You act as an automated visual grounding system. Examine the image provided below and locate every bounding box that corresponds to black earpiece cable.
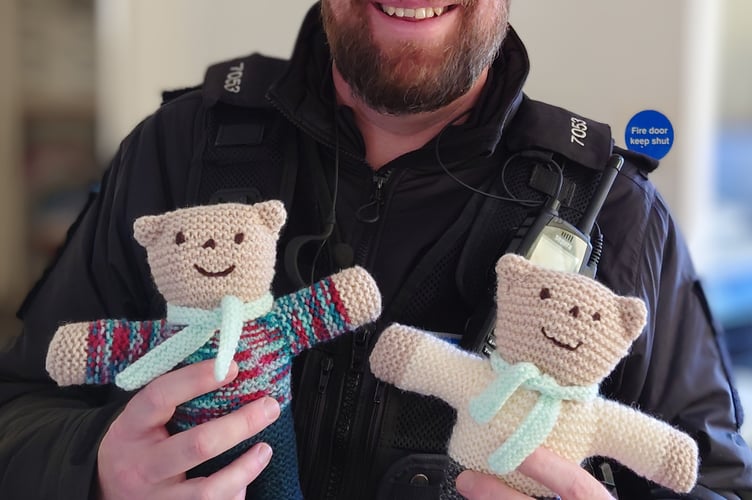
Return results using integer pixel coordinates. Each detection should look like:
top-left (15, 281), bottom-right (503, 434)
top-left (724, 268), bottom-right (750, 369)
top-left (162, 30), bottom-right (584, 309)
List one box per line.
top-left (283, 98), bottom-right (341, 288)
top-left (434, 110), bottom-right (564, 206)
top-left (309, 111), bottom-right (340, 284)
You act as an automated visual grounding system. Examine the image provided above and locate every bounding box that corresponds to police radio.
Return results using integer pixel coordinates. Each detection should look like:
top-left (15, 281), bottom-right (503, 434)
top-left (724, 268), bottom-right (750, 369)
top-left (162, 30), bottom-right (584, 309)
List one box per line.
top-left (505, 154), bottom-right (624, 278)
top-left (462, 154), bottom-right (624, 357)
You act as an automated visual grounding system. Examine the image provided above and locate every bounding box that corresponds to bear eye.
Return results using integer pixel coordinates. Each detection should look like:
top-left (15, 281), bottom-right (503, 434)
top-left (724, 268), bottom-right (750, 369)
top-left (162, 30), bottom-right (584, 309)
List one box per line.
top-left (540, 288), bottom-right (551, 300)
top-left (569, 306), bottom-right (580, 318)
top-left (234, 232), bottom-right (244, 244)
top-left (592, 312), bottom-right (601, 321)
top-left (175, 231), bottom-right (186, 245)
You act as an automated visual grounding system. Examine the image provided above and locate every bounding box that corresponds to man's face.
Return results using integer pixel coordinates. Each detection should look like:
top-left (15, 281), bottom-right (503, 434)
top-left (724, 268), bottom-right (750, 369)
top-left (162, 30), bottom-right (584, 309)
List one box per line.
top-left (321, 0), bottom-right (510, 115)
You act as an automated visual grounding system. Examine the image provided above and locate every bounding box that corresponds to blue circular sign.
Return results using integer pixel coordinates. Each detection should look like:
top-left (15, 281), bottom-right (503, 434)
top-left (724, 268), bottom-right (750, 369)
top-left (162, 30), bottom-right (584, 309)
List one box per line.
top-left (624, 110), bottom-right (674, 160)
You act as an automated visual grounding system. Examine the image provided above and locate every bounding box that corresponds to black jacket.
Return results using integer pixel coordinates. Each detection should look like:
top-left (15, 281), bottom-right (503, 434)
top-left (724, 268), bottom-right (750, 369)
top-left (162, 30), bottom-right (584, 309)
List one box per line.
top-left (1, 4), bottom-right (750, 499)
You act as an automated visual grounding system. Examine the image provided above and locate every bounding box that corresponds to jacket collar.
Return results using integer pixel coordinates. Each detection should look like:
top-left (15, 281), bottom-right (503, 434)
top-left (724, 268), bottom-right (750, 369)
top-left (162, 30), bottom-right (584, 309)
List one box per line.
top-left (267, 2), bottom-right (531, 164)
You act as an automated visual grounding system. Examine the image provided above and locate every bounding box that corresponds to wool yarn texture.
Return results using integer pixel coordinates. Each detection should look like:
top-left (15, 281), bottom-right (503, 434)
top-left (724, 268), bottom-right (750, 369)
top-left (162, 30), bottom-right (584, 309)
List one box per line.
top-left (369, 253), bottom-right (698, 498)
top-left (46, 201), bottom-right (382, 500)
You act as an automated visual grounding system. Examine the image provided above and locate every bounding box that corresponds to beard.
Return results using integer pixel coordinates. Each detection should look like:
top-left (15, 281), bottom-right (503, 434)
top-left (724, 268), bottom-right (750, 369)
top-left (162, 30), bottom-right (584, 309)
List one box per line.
top-left (321, 1), bottom-right (510, 115)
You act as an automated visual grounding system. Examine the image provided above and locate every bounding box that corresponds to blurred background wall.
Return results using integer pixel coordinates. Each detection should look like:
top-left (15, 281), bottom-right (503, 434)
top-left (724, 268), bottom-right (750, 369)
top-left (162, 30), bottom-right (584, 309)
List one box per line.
top-left (1, 0), bottom-right (751, 432)
top-left (94, 0), bottom-right (315, 162)
top-left (0, 0), bottom-right (24, 315)
top-left (514, 1), bottom-right (719, 263)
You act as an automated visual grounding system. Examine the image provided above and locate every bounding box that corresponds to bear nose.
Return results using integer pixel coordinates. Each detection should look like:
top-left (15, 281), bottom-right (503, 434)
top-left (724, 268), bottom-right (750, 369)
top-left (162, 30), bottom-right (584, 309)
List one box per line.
top-left (202, 238), bottom-right (216, 249)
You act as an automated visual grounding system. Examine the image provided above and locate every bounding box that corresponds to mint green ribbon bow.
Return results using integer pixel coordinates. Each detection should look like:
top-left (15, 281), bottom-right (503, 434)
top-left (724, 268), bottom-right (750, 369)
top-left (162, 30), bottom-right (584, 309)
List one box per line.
top-left (115, 293), bottom-right (274, 391)
top-left (468, 352), bottom-right (598, 474)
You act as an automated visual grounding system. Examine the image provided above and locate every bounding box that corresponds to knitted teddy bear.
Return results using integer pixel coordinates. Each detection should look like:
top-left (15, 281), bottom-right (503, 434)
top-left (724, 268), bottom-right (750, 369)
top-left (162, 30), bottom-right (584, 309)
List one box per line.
top-left (46, 200), bottom-right (382, 500)
top-left (369, 253), bottom-right (698, 498)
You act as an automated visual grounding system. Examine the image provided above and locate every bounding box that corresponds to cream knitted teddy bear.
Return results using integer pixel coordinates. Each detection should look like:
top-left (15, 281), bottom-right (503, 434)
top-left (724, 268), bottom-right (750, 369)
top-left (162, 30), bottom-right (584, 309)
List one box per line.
top-left (46, 200), bottom-right (382, 500)
top-left (369, 253), bottom-right (697, 497)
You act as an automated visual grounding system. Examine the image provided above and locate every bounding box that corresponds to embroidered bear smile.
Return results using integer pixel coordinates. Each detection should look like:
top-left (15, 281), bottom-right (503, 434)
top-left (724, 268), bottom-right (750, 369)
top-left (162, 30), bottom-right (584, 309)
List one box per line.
top-left (194, 264), bottom-right (236, 278)
top-left (541, 327), bottom-right (582, 351)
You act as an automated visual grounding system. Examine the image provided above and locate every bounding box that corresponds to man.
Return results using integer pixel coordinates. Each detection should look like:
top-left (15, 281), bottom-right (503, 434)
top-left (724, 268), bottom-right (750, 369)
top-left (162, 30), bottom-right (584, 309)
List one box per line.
top-left (0, 1), bottom-right (750, 499)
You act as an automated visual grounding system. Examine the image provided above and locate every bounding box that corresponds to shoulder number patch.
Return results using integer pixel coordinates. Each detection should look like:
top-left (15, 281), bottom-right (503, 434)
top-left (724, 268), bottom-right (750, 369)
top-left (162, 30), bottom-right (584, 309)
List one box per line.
top-left (570, 117), bottom-right (588, 147)
top-left (224, 62), bottom-right (245, 94)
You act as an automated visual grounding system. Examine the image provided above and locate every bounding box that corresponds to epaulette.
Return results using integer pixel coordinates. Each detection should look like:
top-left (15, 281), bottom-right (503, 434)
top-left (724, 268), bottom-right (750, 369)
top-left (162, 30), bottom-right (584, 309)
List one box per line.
top-left (507, 97), bottom-right (660, 176)
top-left (505, 96), bottom-right (614, 172)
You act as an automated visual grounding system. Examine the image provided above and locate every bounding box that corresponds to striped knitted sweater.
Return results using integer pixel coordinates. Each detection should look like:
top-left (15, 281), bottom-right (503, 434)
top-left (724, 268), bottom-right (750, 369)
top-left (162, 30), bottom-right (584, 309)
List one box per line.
top-left (49, 269), bottom-right (380, 500)
top-left (81, 275), bottom-right (360, 427)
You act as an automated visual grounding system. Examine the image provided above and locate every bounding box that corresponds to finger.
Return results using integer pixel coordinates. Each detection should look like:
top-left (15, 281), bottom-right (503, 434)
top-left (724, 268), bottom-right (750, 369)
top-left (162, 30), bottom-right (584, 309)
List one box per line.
top-left (116, 360), bottom-right (238, 436)
top-left (518, 448), bottom-right (615, 500)
top-left (456, 470), bottom-right (533, 500)
top-left (144, 396), bottom-right (280, 482)
top-left (168, 442), bottom-right (273, 500)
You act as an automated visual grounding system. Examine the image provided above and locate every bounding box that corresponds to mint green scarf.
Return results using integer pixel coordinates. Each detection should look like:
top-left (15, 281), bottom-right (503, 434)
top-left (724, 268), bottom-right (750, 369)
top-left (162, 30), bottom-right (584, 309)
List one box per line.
top-left (468, 352), bottom-right (598, 474)
top-left (115, 293), bottom-right (274, 391)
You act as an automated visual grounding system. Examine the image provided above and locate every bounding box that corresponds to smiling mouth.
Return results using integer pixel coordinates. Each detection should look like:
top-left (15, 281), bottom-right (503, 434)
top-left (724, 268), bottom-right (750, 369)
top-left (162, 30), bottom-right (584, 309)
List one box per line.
top-left (541, 327), bottom-right (582, 351)
top-left (378, 4), bottom-right (456, 19)
top-left (194, 264), bottom-right (236, 278)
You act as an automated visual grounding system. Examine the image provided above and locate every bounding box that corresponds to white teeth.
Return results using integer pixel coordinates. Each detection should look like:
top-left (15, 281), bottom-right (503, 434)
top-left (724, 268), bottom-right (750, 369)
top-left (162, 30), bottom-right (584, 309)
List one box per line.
top-left (380, 4), bottom-right (448, 19)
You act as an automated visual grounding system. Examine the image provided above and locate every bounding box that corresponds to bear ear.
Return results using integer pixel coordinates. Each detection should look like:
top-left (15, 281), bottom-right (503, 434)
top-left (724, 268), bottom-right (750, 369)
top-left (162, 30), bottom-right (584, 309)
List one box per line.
top-left (133, 214), bottom-right (167, 248)
top-left (253, 200), bottom-right (287, 234)
top-left (618, 296), bottom-right (648, 342)
top-left (495, 254), bottom-right (534, 290)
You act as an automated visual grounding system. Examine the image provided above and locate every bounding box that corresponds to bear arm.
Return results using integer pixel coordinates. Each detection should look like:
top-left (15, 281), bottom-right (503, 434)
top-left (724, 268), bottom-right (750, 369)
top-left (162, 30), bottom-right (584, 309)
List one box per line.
top-left (276, 266), bottom-right (382, 355)
top-left (369, 324), bottom-right (485, 409)
top-left (590, 398), bottom-right (698, 494)
top-left (326, 266), bottom-right (381, 327)
top-left (46, 318), bottom-right (166, 386)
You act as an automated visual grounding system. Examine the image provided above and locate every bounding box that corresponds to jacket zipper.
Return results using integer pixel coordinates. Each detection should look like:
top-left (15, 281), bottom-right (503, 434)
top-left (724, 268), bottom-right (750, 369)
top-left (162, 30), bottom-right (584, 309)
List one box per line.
top-left (302, 355), bottom-right (334, 493)
top-left (323, 325), bottom-right (373, 499)
top-left (335, 168), bottom-right (402, 498)
top-left (368, 380), bottom-right (386, 455)
top-left (353, 169), bottom-right (394, 271)
top-left (357, 379), bottom-right (386, 496)
top-left (336, 171), bottom-right (397, 497)
top-left (356, 170), bottom-right (392, 224)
